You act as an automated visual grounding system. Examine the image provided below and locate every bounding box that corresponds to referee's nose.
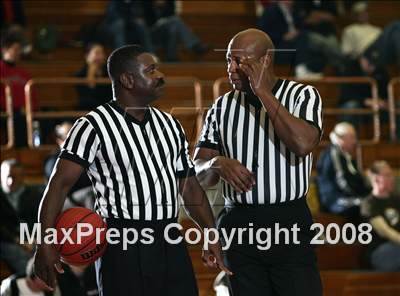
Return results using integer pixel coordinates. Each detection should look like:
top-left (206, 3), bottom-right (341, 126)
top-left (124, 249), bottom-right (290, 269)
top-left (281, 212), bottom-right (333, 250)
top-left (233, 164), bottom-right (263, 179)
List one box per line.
top-left (154, 69), bottom-right (165, 89)
top-left (227, 59), bottom-right (239, 74)
top-left (156, 68), bottom-right (165, 80)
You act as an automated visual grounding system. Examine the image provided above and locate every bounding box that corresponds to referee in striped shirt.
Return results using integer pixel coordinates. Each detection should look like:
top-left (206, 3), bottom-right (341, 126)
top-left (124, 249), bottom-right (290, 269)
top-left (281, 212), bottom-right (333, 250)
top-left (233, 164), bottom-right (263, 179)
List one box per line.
top-left (33, 45), bottom-right (230, 296)
top-left (195, 29), bottom-right (323, 295)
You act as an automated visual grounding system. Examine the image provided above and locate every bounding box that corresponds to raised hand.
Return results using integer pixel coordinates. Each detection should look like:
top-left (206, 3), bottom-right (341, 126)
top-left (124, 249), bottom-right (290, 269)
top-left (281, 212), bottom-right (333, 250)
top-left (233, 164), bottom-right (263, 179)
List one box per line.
top-left (239, 55), bottom-right (270, 97)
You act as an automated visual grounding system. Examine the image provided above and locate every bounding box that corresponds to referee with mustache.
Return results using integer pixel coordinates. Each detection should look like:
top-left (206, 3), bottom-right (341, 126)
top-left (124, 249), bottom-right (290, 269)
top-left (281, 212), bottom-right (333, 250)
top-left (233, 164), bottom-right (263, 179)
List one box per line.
top-left (33, 45), bottom-right (230, 296)
top-left (195, 29), bottom-right (323, 295)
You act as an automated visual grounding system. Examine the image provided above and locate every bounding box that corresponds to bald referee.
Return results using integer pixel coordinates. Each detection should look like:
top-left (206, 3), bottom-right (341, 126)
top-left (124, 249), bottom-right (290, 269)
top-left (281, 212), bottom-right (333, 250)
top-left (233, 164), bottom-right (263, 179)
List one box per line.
top-left (195, 29), bottom-right (323, 295)
top-left (33, 45), bottom-right (230, 296)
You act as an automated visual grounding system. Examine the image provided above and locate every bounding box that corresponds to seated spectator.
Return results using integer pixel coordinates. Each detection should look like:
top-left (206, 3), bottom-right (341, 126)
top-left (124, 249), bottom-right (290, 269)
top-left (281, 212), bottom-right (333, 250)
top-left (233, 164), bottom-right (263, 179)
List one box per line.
top-left (258, 0), bottom-right (303, 65)
top-left (75, 43), bottom-right (112, 110)
top-left (338, 59), bottom-right (389, 129)
top-left (0, 159), bottom-right (41, 274)
top-left (0, 192), bottom-right (30, 275)
top-left (358, 19), bottom-right (400, 138)
top-left (101, 0), bottom-right (208, 61)
top-left (1, 24), bottom-right (32, 55)
top-left (294, 0), bottom-right (344, 78)
top-left (142, 0), bottom-right (208, 61)
top-left (0, 33), bottom-right (37, 147)
top-left (341, 2), bottom-right (382, 60)
top-left (101, 0), bottom-right (151, 50)
top-left (339, 2), bottom-right (389, 128)
top-left (361, 20), bottom-right (400, 72)
top-left (1, 159), bottom-right (42, 230)
top-left (0, 258), bottom-right (62, 296)
top-left (316, 122), bottom-right (371, 219)
top-left (44, 122), bottom-right (94, 210)
top-left (361, 161), bottom-right (400, 271)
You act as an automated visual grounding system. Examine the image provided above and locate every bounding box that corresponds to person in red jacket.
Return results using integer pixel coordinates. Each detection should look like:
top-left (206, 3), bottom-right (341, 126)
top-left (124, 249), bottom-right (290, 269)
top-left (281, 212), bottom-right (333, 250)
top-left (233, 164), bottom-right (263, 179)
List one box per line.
top-left (1, 33), bottom-right (37, 147)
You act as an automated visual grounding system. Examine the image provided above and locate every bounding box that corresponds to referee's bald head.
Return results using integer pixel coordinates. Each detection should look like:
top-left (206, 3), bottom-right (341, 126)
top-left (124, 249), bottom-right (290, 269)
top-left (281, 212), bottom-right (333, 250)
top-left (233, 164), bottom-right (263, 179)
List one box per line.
top-left (229, 28), bottom-right (275, 61)
top-left (107, 45), bottom-right (146, 83)
top-left (227, 29), bottom-right (275, 91)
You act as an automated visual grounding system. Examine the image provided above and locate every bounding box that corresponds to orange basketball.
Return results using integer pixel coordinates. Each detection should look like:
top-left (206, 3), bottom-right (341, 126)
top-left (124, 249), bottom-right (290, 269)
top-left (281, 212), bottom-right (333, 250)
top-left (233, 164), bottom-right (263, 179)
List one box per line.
top-left (55, 207), bottom-right (107, 265)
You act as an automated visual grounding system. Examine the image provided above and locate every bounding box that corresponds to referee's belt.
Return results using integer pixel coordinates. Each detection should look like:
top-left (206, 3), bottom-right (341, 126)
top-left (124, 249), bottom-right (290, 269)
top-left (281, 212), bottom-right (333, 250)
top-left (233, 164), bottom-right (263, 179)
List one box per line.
top-left (105, 217), bottom-right (178, 231)
top-left (224, 198), bottom-right (306, 209)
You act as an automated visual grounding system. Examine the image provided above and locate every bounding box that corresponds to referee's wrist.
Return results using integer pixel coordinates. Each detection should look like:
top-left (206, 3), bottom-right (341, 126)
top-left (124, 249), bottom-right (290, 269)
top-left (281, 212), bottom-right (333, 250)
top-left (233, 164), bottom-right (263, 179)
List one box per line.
top-left (256, 88), bottom-right (273, 100)
top-left (210, 156), bottom-right (224, 173)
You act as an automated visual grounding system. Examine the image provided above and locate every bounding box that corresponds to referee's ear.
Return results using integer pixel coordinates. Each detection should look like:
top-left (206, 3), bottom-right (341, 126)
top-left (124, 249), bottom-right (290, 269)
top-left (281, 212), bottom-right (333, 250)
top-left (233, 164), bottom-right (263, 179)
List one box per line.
top-left (119, 72), bottom-right (135, 89)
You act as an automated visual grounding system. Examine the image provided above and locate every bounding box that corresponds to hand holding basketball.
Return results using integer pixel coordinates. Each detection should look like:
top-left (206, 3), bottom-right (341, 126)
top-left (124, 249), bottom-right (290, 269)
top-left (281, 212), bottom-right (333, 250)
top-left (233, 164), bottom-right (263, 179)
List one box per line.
top-left (55, 207), bottom-right (107, 265)
top-left (34, 207), bottom-right (107, 291)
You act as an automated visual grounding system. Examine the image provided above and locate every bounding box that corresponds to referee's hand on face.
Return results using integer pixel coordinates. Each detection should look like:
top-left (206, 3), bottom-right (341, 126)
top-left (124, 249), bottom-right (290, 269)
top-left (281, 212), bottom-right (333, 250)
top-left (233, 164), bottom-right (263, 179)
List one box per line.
top-left (212, 156), bottom-right (256, 193)
top-left (33, 244), bottom-right (64, 291)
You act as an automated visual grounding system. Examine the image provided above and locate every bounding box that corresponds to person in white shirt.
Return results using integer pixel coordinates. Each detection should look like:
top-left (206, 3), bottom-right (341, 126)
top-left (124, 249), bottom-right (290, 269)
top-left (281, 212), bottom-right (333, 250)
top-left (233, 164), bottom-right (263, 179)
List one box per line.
top-left (341, 2), bottom-right (382, 59)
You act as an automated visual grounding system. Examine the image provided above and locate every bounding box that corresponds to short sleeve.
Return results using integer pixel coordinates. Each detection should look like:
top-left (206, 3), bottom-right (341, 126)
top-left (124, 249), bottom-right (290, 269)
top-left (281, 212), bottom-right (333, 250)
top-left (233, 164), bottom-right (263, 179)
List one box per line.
top-left (173, 118), bottom-right (196, 178)
top-left (293, 86), bottom-right (323, 134)
top-left (59, 117), bottom-right (100, 168)
top-left (196, 103), bottom-right (220, 150)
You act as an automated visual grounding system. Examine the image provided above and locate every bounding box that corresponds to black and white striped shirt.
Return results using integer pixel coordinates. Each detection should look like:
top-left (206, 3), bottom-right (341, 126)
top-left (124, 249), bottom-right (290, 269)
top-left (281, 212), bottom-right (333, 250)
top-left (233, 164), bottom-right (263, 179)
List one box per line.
top-left (59, 101), bottom-right (195, 221)
top-left (196, 79), bottom-right (323, 205)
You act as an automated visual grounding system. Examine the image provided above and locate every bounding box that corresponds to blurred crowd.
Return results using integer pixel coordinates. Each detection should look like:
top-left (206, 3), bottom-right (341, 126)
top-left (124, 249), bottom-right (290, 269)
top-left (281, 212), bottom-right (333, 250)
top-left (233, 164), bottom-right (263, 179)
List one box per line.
top-left (1, 1), bottom-right (400, 294)
top-left (316, 121), bottom-right (400, 272)
top-left (1, 0), bottom-right (399, 147)
top-left (258, 1), bottom-right (399, 78)
top-left (258, 0), bottom-right (400, 134)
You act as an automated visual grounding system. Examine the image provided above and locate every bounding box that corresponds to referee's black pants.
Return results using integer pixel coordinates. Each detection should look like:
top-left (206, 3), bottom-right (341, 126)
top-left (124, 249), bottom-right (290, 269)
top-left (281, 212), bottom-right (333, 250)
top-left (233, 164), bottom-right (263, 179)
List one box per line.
top-left (95, 218), bottom-right (198, 296)
top-left (218, 198), bottom-right (323, 296)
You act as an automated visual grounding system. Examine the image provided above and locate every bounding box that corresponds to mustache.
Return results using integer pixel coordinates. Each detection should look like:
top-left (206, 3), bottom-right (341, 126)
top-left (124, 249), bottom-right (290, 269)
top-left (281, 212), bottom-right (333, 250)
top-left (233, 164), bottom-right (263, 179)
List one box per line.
top-left (156, 78), bottom-right (165, 88)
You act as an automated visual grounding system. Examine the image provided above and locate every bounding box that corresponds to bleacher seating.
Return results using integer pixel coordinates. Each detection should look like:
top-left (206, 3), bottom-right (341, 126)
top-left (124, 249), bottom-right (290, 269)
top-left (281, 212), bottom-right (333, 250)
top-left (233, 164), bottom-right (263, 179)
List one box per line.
top-left (22, 0), bottom-right (400, 61)
top-left (322, 271), bottom-right (400, 296)
top-left (388, 77), bottom-right (400, 141)
top-left (1, 1), bottom-right (400, 294)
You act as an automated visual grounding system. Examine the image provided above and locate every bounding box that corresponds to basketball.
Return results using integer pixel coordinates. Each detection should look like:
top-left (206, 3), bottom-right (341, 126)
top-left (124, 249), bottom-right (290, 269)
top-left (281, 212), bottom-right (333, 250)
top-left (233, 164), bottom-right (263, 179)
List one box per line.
top-left (55, 207), bottom-right (107, 265)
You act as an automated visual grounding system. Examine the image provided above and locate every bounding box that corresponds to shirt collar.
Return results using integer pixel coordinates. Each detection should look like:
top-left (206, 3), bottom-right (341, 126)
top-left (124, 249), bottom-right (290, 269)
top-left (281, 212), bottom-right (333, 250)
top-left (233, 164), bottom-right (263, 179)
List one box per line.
top-left (109, 100), bottom-right (152, 126)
